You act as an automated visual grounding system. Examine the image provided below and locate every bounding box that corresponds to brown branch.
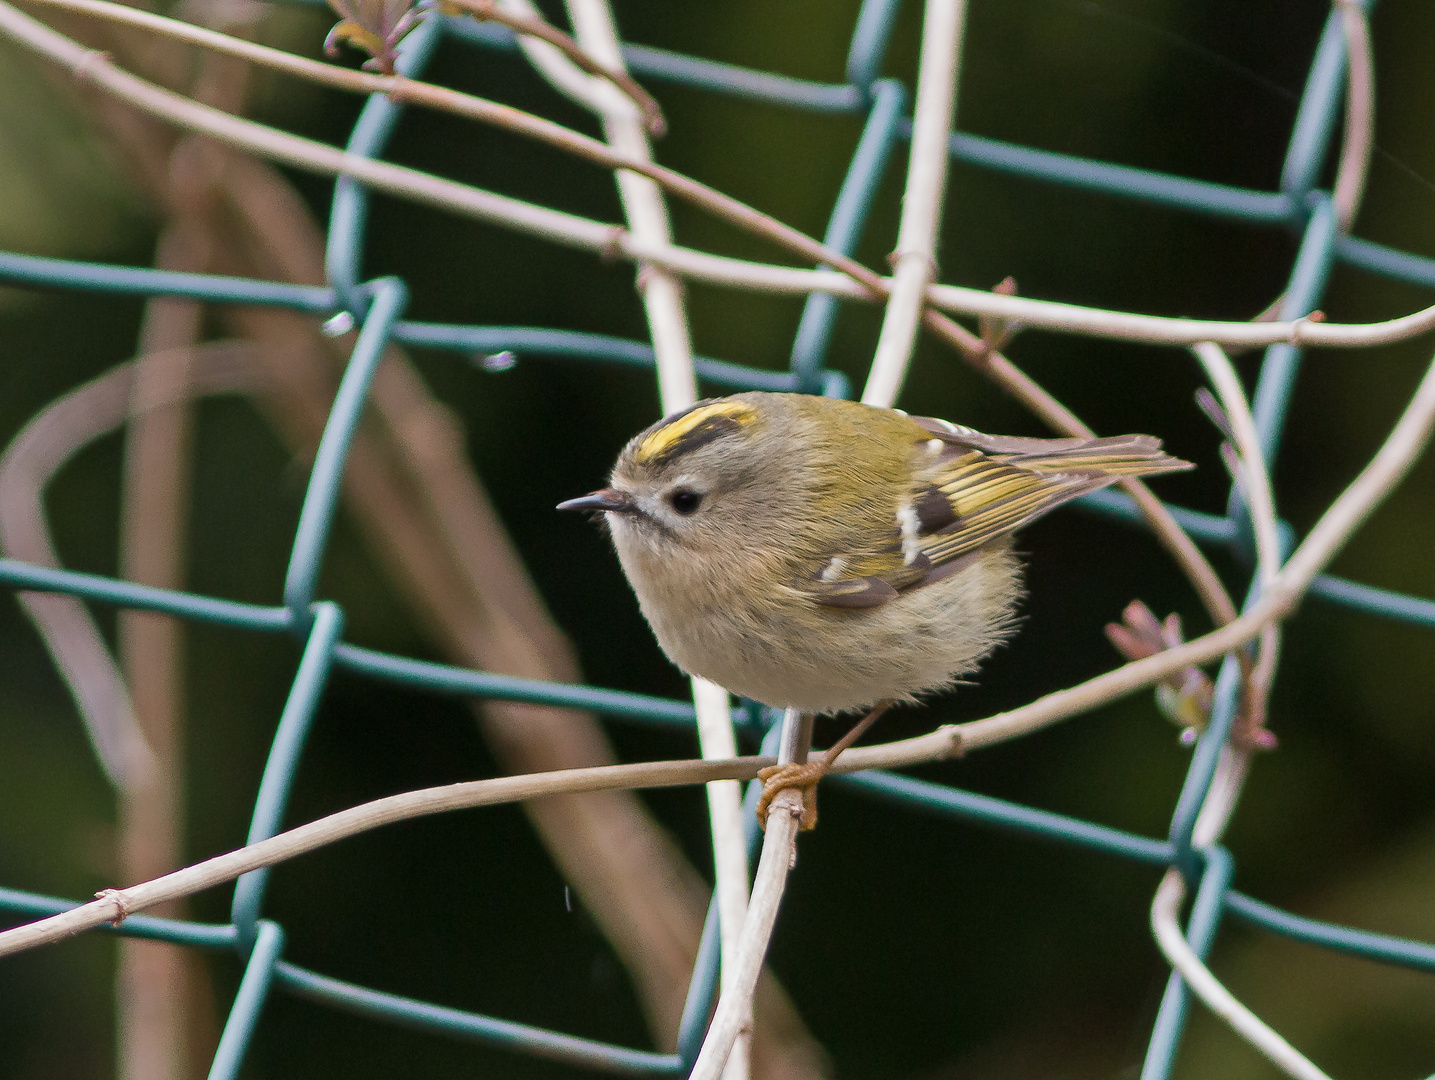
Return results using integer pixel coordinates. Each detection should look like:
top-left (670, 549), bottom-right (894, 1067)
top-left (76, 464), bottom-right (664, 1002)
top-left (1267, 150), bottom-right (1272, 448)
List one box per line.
top-left (116, 224), bottom-right (204, 1080)
top-left (920, 308), bottom-right (1240, 627)
top-left (119, 37), bottom-right (254, 1080)
top-left (440, 0), bottom-right (666, 136)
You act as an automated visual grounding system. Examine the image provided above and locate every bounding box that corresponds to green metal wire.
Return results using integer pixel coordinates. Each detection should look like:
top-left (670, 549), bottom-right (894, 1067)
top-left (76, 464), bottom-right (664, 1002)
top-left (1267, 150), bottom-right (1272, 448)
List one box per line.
top-left (1, 0), bottom-right (1432, 1076)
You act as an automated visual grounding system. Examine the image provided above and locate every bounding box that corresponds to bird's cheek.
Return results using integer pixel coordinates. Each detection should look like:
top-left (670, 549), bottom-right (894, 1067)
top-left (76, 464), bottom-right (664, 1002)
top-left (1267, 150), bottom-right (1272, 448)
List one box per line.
top-left (608, 514), bottom-right (659, 558)
top-left (606, 513), bottom-right (637, 546)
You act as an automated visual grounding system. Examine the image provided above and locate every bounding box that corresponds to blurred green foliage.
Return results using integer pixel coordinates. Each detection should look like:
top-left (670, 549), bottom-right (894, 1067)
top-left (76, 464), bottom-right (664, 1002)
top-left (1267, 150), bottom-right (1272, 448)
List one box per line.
top-left (3, 1), bottom-right (1435, 1078)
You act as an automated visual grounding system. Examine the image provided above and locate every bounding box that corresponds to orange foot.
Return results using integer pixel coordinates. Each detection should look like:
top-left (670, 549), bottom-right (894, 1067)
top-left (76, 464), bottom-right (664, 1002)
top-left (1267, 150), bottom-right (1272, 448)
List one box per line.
top-left (755, 761), bottom-right (828, 831)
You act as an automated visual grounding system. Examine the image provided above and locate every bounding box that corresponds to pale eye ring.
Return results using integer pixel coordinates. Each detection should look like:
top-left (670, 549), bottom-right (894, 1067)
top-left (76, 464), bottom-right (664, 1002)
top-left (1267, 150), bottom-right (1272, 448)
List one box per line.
top-left (668, 488), bottom-right (703, 515)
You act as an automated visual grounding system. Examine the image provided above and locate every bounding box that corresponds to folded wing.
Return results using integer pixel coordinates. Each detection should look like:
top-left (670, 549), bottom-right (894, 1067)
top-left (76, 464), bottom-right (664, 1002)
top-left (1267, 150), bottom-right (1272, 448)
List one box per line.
top-left (799, 418), bottom-right (1191, 609)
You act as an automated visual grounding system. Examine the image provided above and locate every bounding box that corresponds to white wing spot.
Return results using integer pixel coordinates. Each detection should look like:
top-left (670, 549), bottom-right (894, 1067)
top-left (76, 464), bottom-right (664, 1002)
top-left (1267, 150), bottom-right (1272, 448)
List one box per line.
top-left (895, 501), bottom-right (921, 565)
top-left (820, 556), bottom-right (848, 582)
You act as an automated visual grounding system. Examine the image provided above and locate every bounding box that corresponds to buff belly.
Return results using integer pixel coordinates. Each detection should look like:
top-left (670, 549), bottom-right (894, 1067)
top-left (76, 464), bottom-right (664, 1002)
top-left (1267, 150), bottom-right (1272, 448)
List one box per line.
top-left (635, 545), bottom-right (1023, 715)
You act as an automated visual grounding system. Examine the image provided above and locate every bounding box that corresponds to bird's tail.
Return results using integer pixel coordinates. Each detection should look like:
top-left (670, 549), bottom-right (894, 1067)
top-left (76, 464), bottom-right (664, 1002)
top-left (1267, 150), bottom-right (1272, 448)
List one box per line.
top-left (1009, 434), bottom-right (1193, 477)
top-left (913, 418), bottom-right (1193, 478)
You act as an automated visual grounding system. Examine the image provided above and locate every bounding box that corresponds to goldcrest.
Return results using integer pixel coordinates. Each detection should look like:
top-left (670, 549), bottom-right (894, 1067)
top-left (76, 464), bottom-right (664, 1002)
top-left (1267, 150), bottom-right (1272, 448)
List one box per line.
top-left (559, 392), bottom-right (1190, 715)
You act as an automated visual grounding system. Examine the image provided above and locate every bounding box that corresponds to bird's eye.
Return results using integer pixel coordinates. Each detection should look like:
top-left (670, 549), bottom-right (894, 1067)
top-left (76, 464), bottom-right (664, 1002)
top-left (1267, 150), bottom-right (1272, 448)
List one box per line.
top-left (668, 488), bottom-right (703, 515)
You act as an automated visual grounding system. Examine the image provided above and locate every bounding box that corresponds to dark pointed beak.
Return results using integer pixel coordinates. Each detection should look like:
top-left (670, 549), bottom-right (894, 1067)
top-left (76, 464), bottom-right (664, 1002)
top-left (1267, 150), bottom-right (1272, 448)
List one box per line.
top-left (556, 488), bottom-right (637, 514)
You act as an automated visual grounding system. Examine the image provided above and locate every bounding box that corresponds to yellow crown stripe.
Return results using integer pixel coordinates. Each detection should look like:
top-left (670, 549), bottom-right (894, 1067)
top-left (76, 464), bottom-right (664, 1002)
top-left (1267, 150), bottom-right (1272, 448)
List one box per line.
top-left (634, 399), bottom-right (757, 463)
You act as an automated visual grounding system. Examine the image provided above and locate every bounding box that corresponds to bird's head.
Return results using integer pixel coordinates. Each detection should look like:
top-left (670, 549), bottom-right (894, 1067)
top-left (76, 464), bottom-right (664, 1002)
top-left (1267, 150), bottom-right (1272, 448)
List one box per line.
top-left (558, 396), bottom-right (781, 562)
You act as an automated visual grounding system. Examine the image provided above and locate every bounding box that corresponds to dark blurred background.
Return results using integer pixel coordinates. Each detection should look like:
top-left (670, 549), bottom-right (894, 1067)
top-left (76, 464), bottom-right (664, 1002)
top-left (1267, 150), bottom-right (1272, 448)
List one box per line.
top-left (2, 1), bottom-right (1435, 1078)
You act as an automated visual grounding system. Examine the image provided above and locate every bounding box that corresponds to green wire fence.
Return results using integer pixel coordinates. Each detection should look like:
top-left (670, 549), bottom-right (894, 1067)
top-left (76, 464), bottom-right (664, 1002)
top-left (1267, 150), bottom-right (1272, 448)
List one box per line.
top-left (2, 0), bottom-right (1434, 1078)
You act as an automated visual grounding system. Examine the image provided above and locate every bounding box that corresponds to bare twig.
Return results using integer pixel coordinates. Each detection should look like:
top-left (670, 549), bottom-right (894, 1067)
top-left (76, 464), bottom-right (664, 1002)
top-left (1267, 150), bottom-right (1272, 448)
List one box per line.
top-left (0, 385), bottom-right (155, 791)
top-left (6, 0), bottom-right (1435, 355)
top-left (548, 3), bottom-right (757, 1073)
top-left (1193, 342), bottom-right (1282, 747)
top-left (862, 0), bottom-right (967, 407)
top-left (698, 3), bottom-right (970, 1075)
top-left (0, 756), bottom-right (773, 959)
top-left (1193, 346), bottom-right (1282, 584)
top-left (1151, 871), bottom-right (1333, 1080)
top-left (1332, 0), bottom-right (1374, 232)
top-left (915, 284), bottom-right (1435, 350)
top-left (562, 0), bottom-right (697, 405)
top-left (9, 333), bottom-right (1435, 963)
top-left (443, 0), bottom-right (665, 135)
top-left (688, 779), bottom-right (804, 1080)
top-left (8, 0), bottom-right (1435, 361)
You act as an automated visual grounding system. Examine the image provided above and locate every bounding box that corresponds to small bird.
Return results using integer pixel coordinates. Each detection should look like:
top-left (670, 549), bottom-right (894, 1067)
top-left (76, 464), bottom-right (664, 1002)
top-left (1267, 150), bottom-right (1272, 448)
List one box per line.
top-left (559, 392), bottom-right (1191, 826)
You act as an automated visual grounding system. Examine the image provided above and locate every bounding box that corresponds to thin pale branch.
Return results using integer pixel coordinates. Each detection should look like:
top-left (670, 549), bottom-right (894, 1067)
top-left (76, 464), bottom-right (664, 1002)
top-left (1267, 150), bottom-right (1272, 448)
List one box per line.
top-left (1190, 343), bottom-right (1282, 831)
top-left (5, 0), bottom-right (1435, 355)
top-left (862, 0), bottom-right (968, 406)
top-left (687, 781), bottom-right (804, 1080)
top-left (1151, 871), bottom-right (1333, 1080)
top-left (702, 3), bottom-right (970, 1072)
top-left (6, 0), bottom-right (1435, 354)
top-left (442, 0), bottom-right (665, 135)
top-left (550, 4), bottom-right (751, 1071)
top-left (0, 757), bottom-right (771, 958)
top-left (9, 335), bottom-right (1435, 961)
top-left (1194, 343), bottom-right (1283, 586)
top-left (920, 307), bottom-right (1240, 628)
top-left (1332, 0), bottom-right (1374, 232)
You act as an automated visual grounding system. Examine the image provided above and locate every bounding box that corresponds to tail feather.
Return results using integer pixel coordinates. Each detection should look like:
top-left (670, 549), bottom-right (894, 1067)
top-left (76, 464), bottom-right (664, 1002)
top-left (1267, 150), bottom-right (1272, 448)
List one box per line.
top-left (1015, 440), bottom-right (1193, 477)
top-left (913, 417), bottom-right (1193, 478)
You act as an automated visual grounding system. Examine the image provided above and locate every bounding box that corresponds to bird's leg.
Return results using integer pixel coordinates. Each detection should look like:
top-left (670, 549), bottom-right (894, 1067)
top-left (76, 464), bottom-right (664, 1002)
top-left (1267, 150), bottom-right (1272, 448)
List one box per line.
top-left (756, 701), bottom-right (893, 831)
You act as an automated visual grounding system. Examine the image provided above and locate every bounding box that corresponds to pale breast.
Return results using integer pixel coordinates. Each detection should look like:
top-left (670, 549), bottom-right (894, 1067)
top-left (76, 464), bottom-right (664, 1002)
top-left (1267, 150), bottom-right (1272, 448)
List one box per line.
top-left (645, 544), bottom-right (1024, 714)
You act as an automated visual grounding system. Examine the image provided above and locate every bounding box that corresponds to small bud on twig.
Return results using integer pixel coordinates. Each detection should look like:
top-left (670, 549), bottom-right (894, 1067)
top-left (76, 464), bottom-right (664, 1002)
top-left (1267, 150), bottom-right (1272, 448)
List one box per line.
top-left (978, 276), bottom-right (1023, 354)
top-left (1105, 600), bottom-right (1214, 741)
